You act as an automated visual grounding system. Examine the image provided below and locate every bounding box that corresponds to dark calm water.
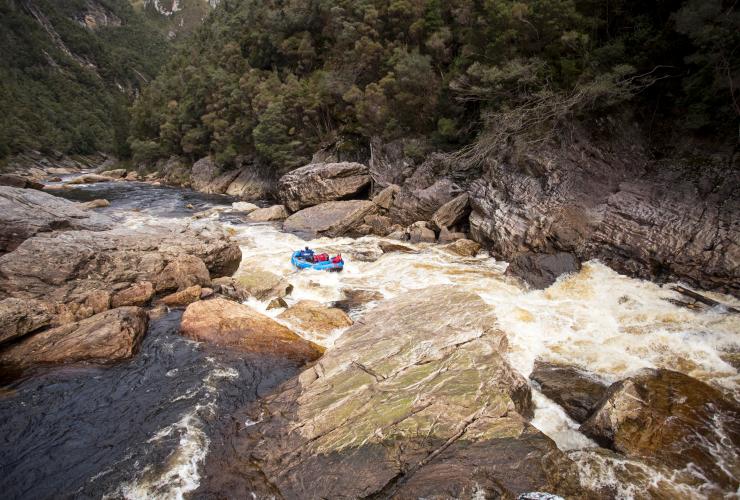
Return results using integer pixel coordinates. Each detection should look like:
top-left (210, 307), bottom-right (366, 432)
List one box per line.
top-left (0, 181), bottom-right (298, 499)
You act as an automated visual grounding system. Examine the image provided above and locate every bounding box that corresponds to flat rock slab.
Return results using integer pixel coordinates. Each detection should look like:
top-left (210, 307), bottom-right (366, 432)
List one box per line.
top-left (283, 200), bottom-right (377, 238)
top-left (278, 162), bottom-right (370, 212)
top-left (249, 286), bottom-right (580, 499)
top-left (0, 298), bottom-right (54, 346)
top-left (0, 307), bottom-right (148, 367)
top-left (180, 298), bottom-right (323, 362)
top-left (0, 186), bottom-right (112, 253)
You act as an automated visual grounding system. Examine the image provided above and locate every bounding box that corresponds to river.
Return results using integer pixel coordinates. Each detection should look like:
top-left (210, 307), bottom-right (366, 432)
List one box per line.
top-left (1, 179), bottom-right (738, 499)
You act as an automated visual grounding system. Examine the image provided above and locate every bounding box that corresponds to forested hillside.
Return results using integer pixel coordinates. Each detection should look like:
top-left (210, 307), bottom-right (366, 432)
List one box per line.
top-left (0, 0), bottom-right (170, 159)
top-left (130, 0), bottom-right (739, 173)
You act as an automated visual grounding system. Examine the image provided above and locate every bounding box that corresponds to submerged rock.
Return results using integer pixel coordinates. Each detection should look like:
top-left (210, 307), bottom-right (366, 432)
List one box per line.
top-left (283, 200), bottom-right (377, 238)
top-left (529, 360), bottom-right (608, 423)
top-left (180, 298), bottom-right (323, 361)
top-left (580, 368), bottom-right (740, 490)
top-left (331, 288), bottom-right (384, 313)
top-left (278, 162), bottom-right (371, 212)
top-left (0, 307), bottom-right (148, 367)
top-left (506, 252), bottom-right (581, 289)
top-left (0, 186), bottom-right (112, 254)
top-left (249, 287), bottom-right (579, 498)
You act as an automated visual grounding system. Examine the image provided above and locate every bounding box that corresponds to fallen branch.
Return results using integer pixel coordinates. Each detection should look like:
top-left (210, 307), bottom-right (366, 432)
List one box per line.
top-left (671, 286), bottom-right (738, 313)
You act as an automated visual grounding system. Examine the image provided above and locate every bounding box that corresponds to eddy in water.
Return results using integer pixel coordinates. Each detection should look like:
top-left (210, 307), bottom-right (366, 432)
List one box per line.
top-left (0, 175), bottom-right (738, 500)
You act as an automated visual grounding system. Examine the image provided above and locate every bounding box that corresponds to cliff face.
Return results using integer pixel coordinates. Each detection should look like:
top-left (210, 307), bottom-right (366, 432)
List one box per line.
top-left (370, 121), bottom-right (739, 296)
top-left (132, 0), bottom-right (216, 38)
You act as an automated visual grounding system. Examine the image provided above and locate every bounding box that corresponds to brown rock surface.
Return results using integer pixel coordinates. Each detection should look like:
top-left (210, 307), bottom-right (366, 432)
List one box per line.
top-left (0, 307), bottom-right (148, 367)
top-left (0, 298), bottom-right (54, 346)
top-left (0, 186), bottom-right (112, 254)
top-left (246, 205), bottom-right (289, 222)
top-left (159, 285), bottom-right (203, 307)
top-left (430, 192), bottom-right (470, 230)
top-left (580, 368), bottom-right (740, 490)
top-left (111, 282), bottom-right (155, 308)
top-left (235, 270), bottom-right (292, 300)
top-left (66, 173), bottom-right (117, 184)
top-left (248, 287), bottom-right (579, 499)
top-left (180, 298), bottom-right (323, 361)
top-left (442, 238), bottom-right (481, 257)
top-left (278, 162), bottom-right (371, 212)
top-left (0, 174), bottom-right (44, 190)
top-left (283, 200), bottom-right (377, 238)
top-left (277, 300), bottom-right (352, 338)
top-left (529, 360), bottom-right (608, 423)
top-left (506, 252), bottom-right (581, 289)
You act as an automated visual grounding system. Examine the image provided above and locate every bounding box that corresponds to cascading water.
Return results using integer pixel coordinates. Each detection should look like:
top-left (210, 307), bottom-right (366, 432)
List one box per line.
top-left (1, 179), bottom-right (737, 499)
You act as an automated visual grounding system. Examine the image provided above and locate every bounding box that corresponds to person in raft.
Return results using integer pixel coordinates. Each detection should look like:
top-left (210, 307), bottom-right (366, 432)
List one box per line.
top-left (298, 247), bottom-right (342, 264)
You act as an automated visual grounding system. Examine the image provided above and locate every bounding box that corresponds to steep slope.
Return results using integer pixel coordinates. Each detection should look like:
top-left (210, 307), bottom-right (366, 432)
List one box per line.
top-left (131, 0), bottom-right (218, 38)
top-left (0, 0), bottom-right (170, 160)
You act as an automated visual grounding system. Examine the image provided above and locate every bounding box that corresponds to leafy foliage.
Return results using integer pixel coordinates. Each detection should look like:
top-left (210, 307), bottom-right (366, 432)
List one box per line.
top-left (0, 0), bottom-right (169, 158)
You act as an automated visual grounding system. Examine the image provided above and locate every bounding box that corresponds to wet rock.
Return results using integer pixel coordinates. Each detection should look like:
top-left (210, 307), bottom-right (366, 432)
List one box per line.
top-left (278, 162), bottom-right (371, 212)
top-left (180, 298), bottom-right (323, 361)
top-left (99, 169), bottom-right (127, 179)
top-left (225, 168), bottom-right (273, 200)
top-left (235, 270), bottom-right (292, 301)
top-left (283, 200), bottom-right (377, 238)
top-left (529, 360), bottom-right (608, 423)
top-left (250, 287), bottom-right (579, 498)
top-left (438, 227), bottom-right (467, 242)
top-left (125, 171), bottom-right (140, 181)
top-left (0, 307), bottom-right (148, 367)
top-left (211, 276), bottom-right (251, 302)
top-left (378, 241), bottom-right (416, 254)
top-left (580, 368), bottom-right (740, 490)
top-left (506, 252), bottom-right (581, 289)
top-left (159, 285), bottom-right (202, 307)
top-left (82, 198), bottom-right (110, 209)
top-left (267, 297), bottom-right (288, 310)
top-left (231, 202), bottom-right (259, 213)
top-left (111, 282), bottom-right (155, 308)
top-left (0, 174), bottom-right (44, 190)
top-left (408, 221), bottom-right (436, 243)
top-left (246, 205), bottom-right (289, 222)
top-left (155, 254), bottom-right (212, 292)
top-left (0, 298), bottom-right (54, 346)
top-left (430, 193), bottom-right (470, 230)
top-left (371, 184), bottom-right (399, 210)
top-left (277, 300), bottom-right (352, 338)
top-left (66, 173), bottom-right (116, 185)
top-left (190, 157), bottom-right (240, 194)
top-left (0, 186), bottom-right (112, 254)
top-left (442, 238), bottom-right (481, 257)
top-left (331, 288), bottom-right (383, 313)
top-left (363, 214), bottom-right (393, 236)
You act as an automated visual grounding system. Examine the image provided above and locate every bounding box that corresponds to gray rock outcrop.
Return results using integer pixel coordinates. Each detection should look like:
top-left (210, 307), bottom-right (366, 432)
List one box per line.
top-left (278, 162), bottom-right (371, 212)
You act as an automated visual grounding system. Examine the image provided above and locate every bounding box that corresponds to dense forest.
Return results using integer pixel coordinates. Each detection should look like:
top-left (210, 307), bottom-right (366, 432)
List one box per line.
top-left (130, 0), bottom-right (739, 173)
top-left (0, 0), bottom-right (169, 159)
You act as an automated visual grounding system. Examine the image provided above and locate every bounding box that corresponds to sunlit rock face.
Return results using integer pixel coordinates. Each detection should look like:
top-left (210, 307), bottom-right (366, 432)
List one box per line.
top-left (249, 286), bottom-right (580, 499)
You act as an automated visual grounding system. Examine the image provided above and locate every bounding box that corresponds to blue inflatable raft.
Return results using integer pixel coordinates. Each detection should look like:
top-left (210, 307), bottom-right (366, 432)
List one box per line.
top-left (291, 250), bottom-right (344, 272)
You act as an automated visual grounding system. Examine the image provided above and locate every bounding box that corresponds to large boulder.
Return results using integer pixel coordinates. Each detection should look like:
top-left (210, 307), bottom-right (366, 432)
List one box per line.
top-left (529, 360), bottom-right (609, 423)
top-left (0, 307), bottom-right (148, 367)
top-left (66, 173), bottom-right (117, 185)
top-left (277, 300), bottom-right (352, 341)
top-left (506, 252), bottom-right (581, 289)
top-left (580, 369), bottom-right (740, 490)
top-left (0, 225), bottom-right (241, 323)
top-left (430, 192), bottom-right (470, 230)
top-left (278, 162), bottom-right (371, 212)
top-left (283, 200), bottom-right (377, 238)
top-left (246, 205), bottom-right (289, 222)
top-left (190, 157), bottom-right (241, 194)
top-left (99, 169), bottom-right (127, 179)
top-left (235, 269), bottom-right (292, 300)
top-left (248, 287), bottom-right (580, 499)
top-left (180, 298), bottom-right (323, 362)
top-left (442, 238), bottom-right (481, 257)
top-left (0, 174), bottom-right (44, 190)
top-left (408, 221), bottom-right (436, 243)
top-left (0, 298), bottom-right (54, 346)
top-left (225, 168), bottom-right (274, 200)
top-left (0, 186), bottom-right (112, 254)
